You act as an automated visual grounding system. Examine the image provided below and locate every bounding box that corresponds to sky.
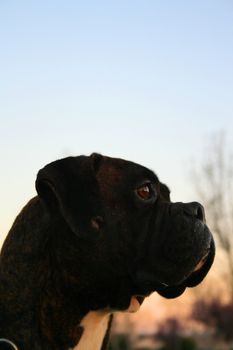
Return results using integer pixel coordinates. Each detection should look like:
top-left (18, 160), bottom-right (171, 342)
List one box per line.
top-left (0, 0), bottom-right (233, 245)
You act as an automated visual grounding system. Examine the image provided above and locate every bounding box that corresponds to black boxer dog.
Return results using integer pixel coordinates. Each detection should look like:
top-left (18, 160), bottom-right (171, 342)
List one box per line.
top-left (0, 153), bottom-right (215, 350)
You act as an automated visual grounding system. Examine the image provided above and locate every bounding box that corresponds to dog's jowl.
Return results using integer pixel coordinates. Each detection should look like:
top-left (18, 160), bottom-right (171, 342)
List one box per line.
top-left (0, 153), bottom-right (215, 350)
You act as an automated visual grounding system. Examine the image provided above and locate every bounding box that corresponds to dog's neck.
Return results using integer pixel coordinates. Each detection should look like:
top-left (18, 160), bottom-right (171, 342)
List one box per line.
top-left (70, 297), bottom-right (139, 350)
top-left (71, 312), bottom-right (112, 350)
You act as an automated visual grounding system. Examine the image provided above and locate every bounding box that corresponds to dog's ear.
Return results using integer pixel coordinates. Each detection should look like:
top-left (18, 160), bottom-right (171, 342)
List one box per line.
top-left (36, 155), bottom-right (104, 238)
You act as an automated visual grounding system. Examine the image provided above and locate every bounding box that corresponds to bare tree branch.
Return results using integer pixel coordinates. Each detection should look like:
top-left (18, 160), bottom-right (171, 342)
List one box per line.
top-left (191, 131), bottom-right (233, 299)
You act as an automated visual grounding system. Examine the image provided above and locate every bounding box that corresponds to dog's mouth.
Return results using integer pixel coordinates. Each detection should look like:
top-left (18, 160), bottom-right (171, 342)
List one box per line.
top-left (161, 250), bottom-right (210, 286)
top-left (133, 236), bottom-right (215, 299)
top-left (157, 237), bottom-right (215, 299)
top-left (192, 252), bottom-right (209, 273)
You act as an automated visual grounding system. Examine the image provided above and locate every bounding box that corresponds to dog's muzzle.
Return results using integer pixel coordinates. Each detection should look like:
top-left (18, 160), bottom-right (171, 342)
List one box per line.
top-left (134, 235), bottom-right (215, 299)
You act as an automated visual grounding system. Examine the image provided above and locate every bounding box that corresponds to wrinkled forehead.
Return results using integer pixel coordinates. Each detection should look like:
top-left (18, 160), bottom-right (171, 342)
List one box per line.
top-left (95, 155), bottom-right (171, 203)
top-left (96, 155), bottom-right (159, 189)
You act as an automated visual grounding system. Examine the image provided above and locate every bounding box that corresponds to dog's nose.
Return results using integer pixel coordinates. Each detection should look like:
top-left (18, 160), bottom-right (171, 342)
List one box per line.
top-left (183, 202), bottom-right (205, 221)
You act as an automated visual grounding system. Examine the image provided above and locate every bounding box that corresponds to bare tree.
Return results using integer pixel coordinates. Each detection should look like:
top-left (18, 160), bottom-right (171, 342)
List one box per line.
top-left (192, 131), bottom-right (233, 299)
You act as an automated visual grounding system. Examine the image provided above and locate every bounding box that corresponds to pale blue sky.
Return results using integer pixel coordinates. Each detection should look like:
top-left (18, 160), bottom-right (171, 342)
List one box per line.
top-left (0, 1), bottom-right (233, 244)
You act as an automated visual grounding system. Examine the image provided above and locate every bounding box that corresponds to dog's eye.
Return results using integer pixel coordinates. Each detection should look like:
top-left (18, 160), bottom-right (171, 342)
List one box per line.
top-left (136, 184), bottom-right (154, 200)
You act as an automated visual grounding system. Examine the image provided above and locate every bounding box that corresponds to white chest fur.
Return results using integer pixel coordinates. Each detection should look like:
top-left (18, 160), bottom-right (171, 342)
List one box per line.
top-left (72, 311), bottom-right (111, 350)
top-left (71, 297), bottom-right (140, 350)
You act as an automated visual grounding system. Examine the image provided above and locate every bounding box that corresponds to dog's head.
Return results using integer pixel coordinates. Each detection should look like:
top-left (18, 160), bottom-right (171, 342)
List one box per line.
top-left (36, 153), bottom-right (215, 310)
